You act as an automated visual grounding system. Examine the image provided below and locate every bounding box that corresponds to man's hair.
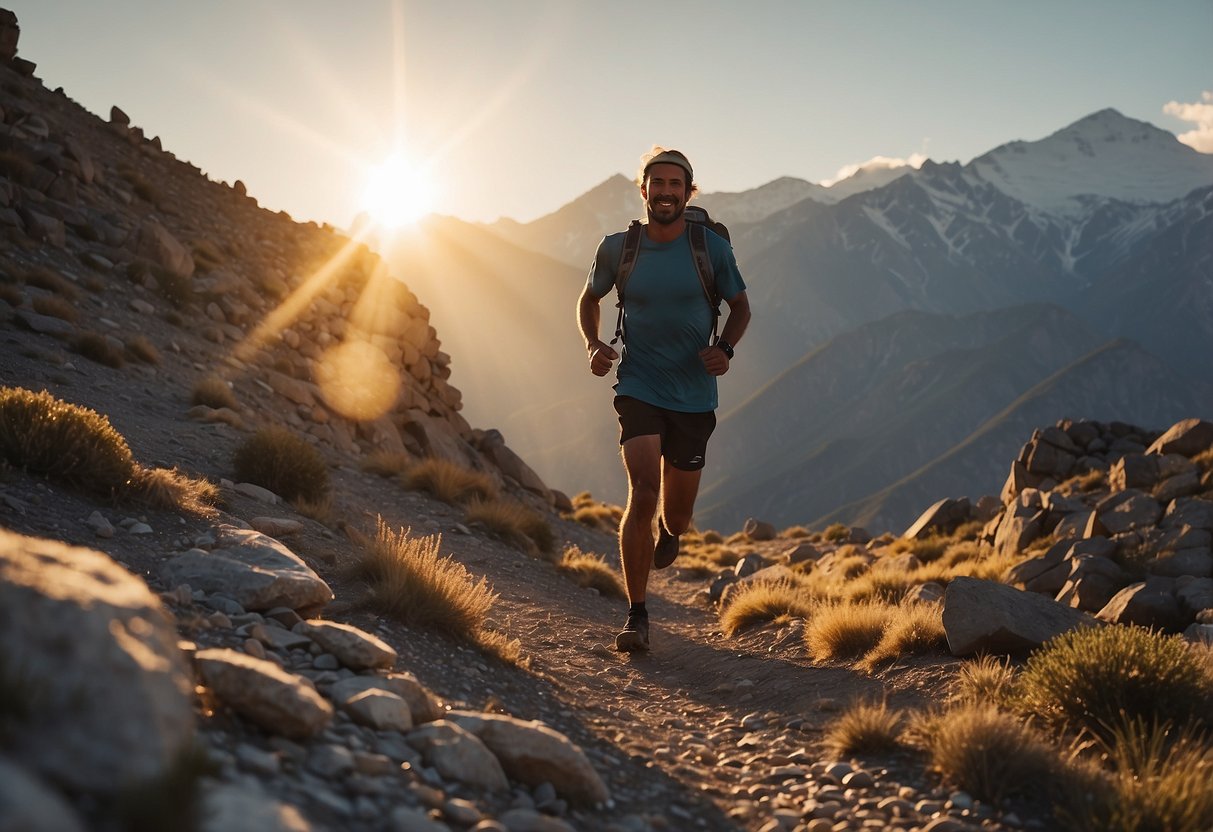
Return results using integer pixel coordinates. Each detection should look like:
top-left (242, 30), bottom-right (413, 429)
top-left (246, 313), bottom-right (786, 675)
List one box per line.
top-left (636, 146), bottom-right (699, 198)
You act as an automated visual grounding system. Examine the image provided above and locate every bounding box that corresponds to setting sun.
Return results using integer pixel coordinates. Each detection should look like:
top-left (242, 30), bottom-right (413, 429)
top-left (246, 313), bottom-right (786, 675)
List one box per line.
top-left (360, 153), bottom-right (436, 228)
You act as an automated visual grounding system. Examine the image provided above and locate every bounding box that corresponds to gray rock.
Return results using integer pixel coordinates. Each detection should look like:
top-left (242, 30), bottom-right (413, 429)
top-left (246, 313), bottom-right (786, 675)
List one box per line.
top-left (343, 688), bottom-right (413, 732)
top-left (0, 757), bottom-right (88, 832)
top-left (195, 648), bottom-right (333, 739)
top-left (903, 497), bottom-right (971, 540)
top-left (1109, 454), bottom-right (1160, 492)
top-left (161, 526), bottom-right (333, 613)
top-left (496, 808), bottom-right (577, 832)
top-left (904, 582), bottom-right (945, 604)
top-left (1155, 470), bottom-right (1203, 503)
top-left (1175, 577), bottom-right (1213, 617)
top-left (1147, 419), bottom-right (1213, 457)
top-left (304, 620), bottom-right (397, 670)
top-left (199, 784), bottom-right (312, 832)
top-left (407, 720), bottom-right (508, 792)
top-left (0, 530), bottom-right (194, 793)
top-left (328, 672), bottom-right (441, 724)
top-left (1149, 548), bottom-right (1213, 579)
top-left (1096, 490), bottom-right (1162, 535)
top-left (1055, 555), bottom-right (1129, 612)
top-left (743, 518), bottom-right (777, 541)
top-left (388, 806), bottom-right (451, 832)
top-left (134, 218), bottom-right (194, 279)
top-left (733, 553), bottom-right (766, 578)
top-left (782, 540), bottom-right (821, 564)
top-left (1097, 578), bottom-right (1182, 629)
top-left (1163, 498), bottom-right (1213, 530)
top-left (942, 576), bottom-right (1098, 656)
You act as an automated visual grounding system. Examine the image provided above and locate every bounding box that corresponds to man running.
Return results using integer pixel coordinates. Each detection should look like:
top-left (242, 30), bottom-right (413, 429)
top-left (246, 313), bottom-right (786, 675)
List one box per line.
top-left (576, 146), bottom-right (751, 652)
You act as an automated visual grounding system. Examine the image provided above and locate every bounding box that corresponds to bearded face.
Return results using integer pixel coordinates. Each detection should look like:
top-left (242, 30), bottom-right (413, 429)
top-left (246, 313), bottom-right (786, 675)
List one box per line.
top-left (642, 162), bottom-right (692, 226)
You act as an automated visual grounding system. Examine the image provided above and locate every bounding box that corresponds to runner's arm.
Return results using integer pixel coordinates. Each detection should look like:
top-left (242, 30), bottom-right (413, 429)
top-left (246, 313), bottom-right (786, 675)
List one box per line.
top-left (578, 284), bottom-right (617, 376)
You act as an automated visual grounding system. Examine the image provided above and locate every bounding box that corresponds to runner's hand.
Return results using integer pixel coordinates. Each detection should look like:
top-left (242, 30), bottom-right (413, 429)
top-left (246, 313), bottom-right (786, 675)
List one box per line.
top-left (588, 341), bottom-right (618, 376)
top-left (699, 345), bottom-right (730, 376)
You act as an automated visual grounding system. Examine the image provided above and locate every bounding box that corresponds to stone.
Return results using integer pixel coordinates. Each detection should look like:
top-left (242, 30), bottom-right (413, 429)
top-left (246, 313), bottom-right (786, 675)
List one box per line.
top-left (1147, 419), bottom-right (1213, 457)
top-left (479, 429), bottom-right (549, 498)
top-left (14, 308), bottom-right (74, 336)
top-left (1004, 538), bottom-right (1072, 592)
top-left (1149, 547), bottom-right (1213, 578)
top-left (447, 711), bottom-right (609, 805)
top-left (495, 809), bottom-right (576, 832)
top-left (328, 672), bottom-right (441, 724)
top-left (200, 784), bottom-right (311, 832)
top-left (0, 757), bottom-right (88, 832)
top-left (734, 553), bottom-right (766, 578)
top-left (903, 497), bottom-right (971, 540)
top-left (1162, 498), bottom-right (1213, 530)
top-left (942, 576), bottom-right (1098, 656)
top-left (234, 482), bottom-right (280, 504)
top-left (251, 517), bottom-right (304, 537)
top-left (743, 518), bottom-right (777, 541)
top-left (134, 218), bottom-right (194, 279)
top-left (400, 408), bottom-right (476, 466)
top-left (304, 620), bottom-right (397, 670)
top-left (782, 540), bottom-right (821, 564)
top-left (85, 510), bottom-right (115, 538)
top-left (1055, 555), bottom-right (1128, 612)
top-left (1053, 509), bottom-right (1095, 541)
top-left (342, 688), bottom-right (413, 732)
top-left (161, 526), bottom-right (333, 613)
top-left (1096, 490), bottom-right (1162, 535)
top-left (407, 720), bottom-right (509, 792)
top-left (1097, 578), bottom-right (1182, 630)
top-left (1175, 577), bottom-right (1213, 617)
top-left (0, 530), bottom-right (194, 793)
top-left (387, 806), bottom-right (451, 832)
top-left (903, 582), bottom-right (945, 604)
top-left (1109, 454), bottom-right (1160, 492)
top-left (993, 509), bottom-right (1044, 557)
top-left (1155, 470), bottom-right (1203, 503)
top-left (195, 648), bottom-right (333, 738)
top-left (1183, 623), bottom-right (1213, 647)
top-left (1025, 440), bottom-right (1076, 478)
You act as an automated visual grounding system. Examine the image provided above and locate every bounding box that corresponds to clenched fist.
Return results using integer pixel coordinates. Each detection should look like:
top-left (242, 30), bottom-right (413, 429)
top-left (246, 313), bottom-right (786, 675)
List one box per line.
top-left (588, 340), bottom-right (618, 377)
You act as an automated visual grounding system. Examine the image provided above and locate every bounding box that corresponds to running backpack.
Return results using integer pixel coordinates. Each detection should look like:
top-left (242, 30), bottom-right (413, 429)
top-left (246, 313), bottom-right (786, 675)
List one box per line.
top-left (610, 205), bottom-right (730, 347)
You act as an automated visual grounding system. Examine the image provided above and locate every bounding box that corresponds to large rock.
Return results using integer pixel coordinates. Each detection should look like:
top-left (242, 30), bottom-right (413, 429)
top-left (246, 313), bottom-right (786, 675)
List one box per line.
top-left (161, 526), bottom-right (333, 613)
top-left (942, 576), bottom-right (1098, 656)
top-left (400, 408), bottom-right (475, 466)
top-left (304, 620), bottom-right (397, 670)
top-left (199, 784), bottom-right (311, 832)
top-left (134, 218), bottom-right (195, 279)
top-left (447, 711), bottom-right (609, 806)
top-left (327, 672), bottom-right (441, 724)
top-left (1055, 555), bottom-right (1128, 612)
top-left (479, 429), bottom-right (549, 498)
top-left (1147, 419), bottom-right (1213, 457)
top-left (903, 497), bottom-right (971, 540)
top-left (1109, 454), bottom-right (1160, 492)
top-left (406, 720), bottom-right (509, 792)
top-left (1096, 578), bottom-right (1182, 630)
top-left (0, 530), bottom-right (194, 793)
top-left (0, 757), bottom-right (88, 831)
top-left (1162, 498), bottom-right (1213, 530)
top-left (195, 648), bottom-right (332, 739)
top-left (1096, 490), bottom-right (1162, 535)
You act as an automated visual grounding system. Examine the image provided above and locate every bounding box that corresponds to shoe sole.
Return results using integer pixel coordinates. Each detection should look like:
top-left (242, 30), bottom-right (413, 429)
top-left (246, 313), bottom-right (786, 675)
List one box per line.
top-left (614, 631), bottom-right (650, 652)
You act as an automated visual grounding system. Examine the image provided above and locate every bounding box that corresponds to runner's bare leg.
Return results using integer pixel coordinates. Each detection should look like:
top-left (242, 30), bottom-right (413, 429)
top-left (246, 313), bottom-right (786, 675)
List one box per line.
top-left (619, 435), bottom-right (661, 602)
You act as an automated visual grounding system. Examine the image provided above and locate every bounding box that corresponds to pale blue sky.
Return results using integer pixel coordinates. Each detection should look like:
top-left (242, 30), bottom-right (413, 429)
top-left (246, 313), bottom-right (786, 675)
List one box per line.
top-left (8, 1), bottom-right (1211, 226)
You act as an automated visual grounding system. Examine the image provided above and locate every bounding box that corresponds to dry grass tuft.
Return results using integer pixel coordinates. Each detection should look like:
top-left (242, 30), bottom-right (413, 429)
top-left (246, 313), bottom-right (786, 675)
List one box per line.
top-left (292, 494), bottom-right (334, 524)
top-left (804, 601), bottom-right (891, 662)
top-left (70, 331), bottom-right (126, 368)
top-left (952, 655), bottom-right (1017, 706)
top-left (404, 458), bottom-right (497, 505)
top-left (556, 546), bottom-right (626, 599)
top-left (24, 266), bottom-right (78, 300)
top-left (474, 629), bottom-right (527, 668)
top-left (824, 701), bottom-right (905, 756)
top-left (923, 704), bottom-right (1059, 804)
top-left (0, 386), bottom-right (135, 494)
top-left (125, 335), bottom-right (161, 365)
top-left (353, 519), bottom-right (496, 641)
top-left (720, 579), bottom-right (813, 637)
top-left (130, 466), bottom-right (219, 514)
top-left (233, 425), bottom-right (329, 503)
top-left (858, 603), bottom-right (946, 670)
top-left (360, 451), bottom-right (414, 478)
top-left (465, 497), bottom-right (554, 556)
top-left (31, 294), bottom-right (77, 322)
top-left (0, 284), bottom-right (21, 307)
top-left (190, 375), bottom-right (237, 410)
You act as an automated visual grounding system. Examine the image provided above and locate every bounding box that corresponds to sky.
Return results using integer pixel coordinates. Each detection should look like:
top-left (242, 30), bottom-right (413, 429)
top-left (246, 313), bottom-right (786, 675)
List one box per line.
top-left (8, 1), bottom-right (1211, 228)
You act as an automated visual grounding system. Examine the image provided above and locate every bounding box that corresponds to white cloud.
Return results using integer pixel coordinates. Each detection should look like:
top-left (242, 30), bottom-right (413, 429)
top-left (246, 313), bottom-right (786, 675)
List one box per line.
top-left (1163, 91), bottom-right (1213, 153)
top-left (821, 152), bottom-right (928, 187)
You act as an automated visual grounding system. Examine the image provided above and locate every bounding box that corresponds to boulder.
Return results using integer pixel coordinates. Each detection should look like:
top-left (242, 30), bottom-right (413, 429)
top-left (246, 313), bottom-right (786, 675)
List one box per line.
top-left (1095, 490), bottom-right (1162, 535)
top-left (303, 620), bottom-right (397, 670)
top-left (195, 648), bottom-right (332, 739)
top-left (743, 518), bottom-right (777, 541)
top-left (199, 784), bottom-right (311, 832)
top-left (1025, 440), bottom-right (1076, 479)
top-left (0, 530), bottom-right (194, 794)
top-left (1162, 498), bottom-right (1213, 530)
top-left (904, 582), bottom-right (945, 604)
top-left (993, 509), bottom-right (1044, 557)
top-left (161, 526), bottom-right (333, 613)
top-left (479, 429), bottom-right (549, 498)
top-left (134, 218), bottom-right (194, 279)
top-left (1155, 470), bottom-right (1203, 503)
top-left (1147, 419), bottom-right (1213, 457)
top-left (406, 720), bottom-right (508, 792)
top-left (342, 688), bottom-right (412, 732)
top-left (733, 553), bottom-right (767, 578)
top-left (782, 540), bottom-right (822, 565)
top-left (1096, 578), bottom-right (1182, 630)
top-left (1055, 555), bottom-right (1128, 612)
top-left (0, 757), bottom-right (88, 832)
top-left (446, 711), bottom-right (609, 805)
top-left (400, 408), bottom-right (476, 466)
top-left (1175, 577), bottom-right (1213, 618)
top-left (1148, 548), bottom-right (1213, 579)
top-left (1109, 454), bottom-right (1160, 492)
top-left (1053, 509), bottom-right (1095, 541)
top-left (942, 576), bottom-right (1098, 656)
top-left (903, 497), bottom-right (971, 540)
top-left (327, 672), bottom-right (441, 724)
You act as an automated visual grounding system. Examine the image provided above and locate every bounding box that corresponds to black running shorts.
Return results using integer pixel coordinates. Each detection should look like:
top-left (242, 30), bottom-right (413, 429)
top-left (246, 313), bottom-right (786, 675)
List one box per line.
top-left (613, 395), bottom-right (717, 471)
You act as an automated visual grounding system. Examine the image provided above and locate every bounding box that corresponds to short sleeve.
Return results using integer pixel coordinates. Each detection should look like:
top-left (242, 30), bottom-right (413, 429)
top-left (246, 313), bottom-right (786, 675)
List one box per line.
top-left (711, 235), bottom-right (746, 301)
top-left (586, 234), bottom-right (622, 299)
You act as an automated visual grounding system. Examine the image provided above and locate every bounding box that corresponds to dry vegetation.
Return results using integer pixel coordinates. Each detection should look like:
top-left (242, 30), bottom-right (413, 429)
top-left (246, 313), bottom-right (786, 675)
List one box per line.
top-left (464, 497), bottom-right (554, 557)
top-left (556, 545), bottom-right (626, 599)
top-left (823, 701), bottom-right (904, 756)
top-left (232, 425), bottom-right (329, 503)
top-left (190, 374), bottom-right (238, 410)
top-left (403, 458), bottom-right (496, 505)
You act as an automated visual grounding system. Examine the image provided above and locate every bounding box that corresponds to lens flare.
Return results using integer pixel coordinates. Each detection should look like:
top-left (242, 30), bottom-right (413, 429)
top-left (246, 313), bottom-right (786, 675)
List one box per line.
top-left (315, 340), bottom-right (400, 420)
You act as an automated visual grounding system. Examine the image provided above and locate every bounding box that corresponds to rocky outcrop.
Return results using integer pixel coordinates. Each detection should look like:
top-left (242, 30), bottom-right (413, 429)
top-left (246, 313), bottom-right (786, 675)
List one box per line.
top-left (0, 529), bottom-right (195, 794)
top-left (942, 576), bottom-right (1099, 655)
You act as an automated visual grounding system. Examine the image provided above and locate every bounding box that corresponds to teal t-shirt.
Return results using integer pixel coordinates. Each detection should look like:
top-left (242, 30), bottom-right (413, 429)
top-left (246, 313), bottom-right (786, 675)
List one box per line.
top-left (587, 225), bottom-right (745, 412)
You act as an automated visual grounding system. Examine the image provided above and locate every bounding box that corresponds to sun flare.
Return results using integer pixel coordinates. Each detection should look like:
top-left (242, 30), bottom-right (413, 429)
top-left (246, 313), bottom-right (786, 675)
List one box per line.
top-left (361, 153), bottom-right (436, 228)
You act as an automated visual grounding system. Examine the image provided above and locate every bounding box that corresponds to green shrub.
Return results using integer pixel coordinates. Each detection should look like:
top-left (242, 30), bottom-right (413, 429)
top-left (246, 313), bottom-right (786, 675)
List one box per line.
top-left (1016, 626), bottom-right (1213, 740)
top-left (952, 655), bottom-right (1017, 707)
top-left (0, 386), bottom-right (135, 493)
top-left (232, 426), bottom-right (329, 502)
top-left (925, 704), bottom-right (1059, 804)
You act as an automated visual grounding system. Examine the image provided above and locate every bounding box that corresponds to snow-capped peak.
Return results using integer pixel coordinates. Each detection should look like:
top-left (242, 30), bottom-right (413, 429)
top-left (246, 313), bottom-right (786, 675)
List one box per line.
top-left (967, 108), bottom-right (1213, 216)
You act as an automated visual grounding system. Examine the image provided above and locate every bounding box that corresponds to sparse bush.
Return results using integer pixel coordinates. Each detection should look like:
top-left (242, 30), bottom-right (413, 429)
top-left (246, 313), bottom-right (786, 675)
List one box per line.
top-left (0, 386), bottom-right (135, 493)
top-left (130, 467), bottom-right (218, 514)
top-left (720, 579), bottom-right (812, 637)
top-left (823, 522), bottom-right (850, 543)
top-left (1016, 625), bottom-right (1213, 740)
top-left (126, 335), bottom-right (161, 364)
top-left (291, 494), bottom-right (333, 524)
top-left (701, 530), bottom-right (724, 545)
top-left (190, 375), bottom-right (237, 410)
top-left (232, 426), bottom-right (329, 503)
top-left (804, 601), bottom-right (890, 662)
top-left (70, 331), bottom-right (126, 368)
top-left (923, 704), bottom-right (1059, 804)
top-left (24, 266), bottom-right (78, 300)
top-left (859, 603), bottom-right (946, 670)
top-left (361, 451), bottom-right (413, 478)
top-left (781, 525), bottom-right (812, 539)
top-left (557, 546), bottom-right (626, 599)
top-left (31, 294), bottom-right (77, 322)
top-left (824, 701), bottom-right (905, 755)
top-left (844, 570), bottom-right (913, 604)
top-left (404, 458), bottom-right (497, 505)
top-left (952, 655), bottom-right (1017, 707)
top-left (465, 497), bottom-right (553, 555)
top-left (353, 519), bottom-right (496, 640)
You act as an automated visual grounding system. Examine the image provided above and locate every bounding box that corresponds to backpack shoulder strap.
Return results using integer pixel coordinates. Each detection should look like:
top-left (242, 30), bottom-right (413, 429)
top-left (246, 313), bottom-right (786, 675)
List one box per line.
top-left (688, 222), bottom-right (721, 343)
top-left (610, 220), bottom-right (644, 345)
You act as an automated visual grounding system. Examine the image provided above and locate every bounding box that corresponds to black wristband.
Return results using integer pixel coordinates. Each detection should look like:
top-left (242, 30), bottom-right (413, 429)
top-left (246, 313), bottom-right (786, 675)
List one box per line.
top-left (716, 339), bottom-right (734, 359)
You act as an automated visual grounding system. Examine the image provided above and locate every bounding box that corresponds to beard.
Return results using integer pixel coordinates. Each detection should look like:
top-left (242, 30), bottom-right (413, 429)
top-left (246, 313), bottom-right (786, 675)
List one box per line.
top-left (646, 194), bottom-right (685, 225)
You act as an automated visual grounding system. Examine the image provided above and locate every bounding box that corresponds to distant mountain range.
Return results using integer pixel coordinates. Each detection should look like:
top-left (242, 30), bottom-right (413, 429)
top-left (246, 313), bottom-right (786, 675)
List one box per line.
top-left (386, 108), bottom-right (1213, 533)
